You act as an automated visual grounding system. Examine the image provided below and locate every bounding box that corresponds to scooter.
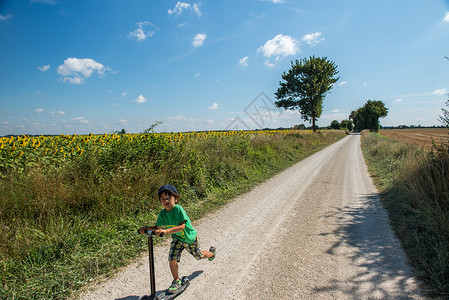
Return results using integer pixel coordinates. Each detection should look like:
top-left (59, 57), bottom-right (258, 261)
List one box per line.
top-left (138, 227), bottom-right (190, 300)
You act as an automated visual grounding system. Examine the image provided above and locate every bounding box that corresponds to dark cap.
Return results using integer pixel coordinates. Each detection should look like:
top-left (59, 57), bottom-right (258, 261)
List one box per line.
top-left (158, 185), bottom-right (178, 196)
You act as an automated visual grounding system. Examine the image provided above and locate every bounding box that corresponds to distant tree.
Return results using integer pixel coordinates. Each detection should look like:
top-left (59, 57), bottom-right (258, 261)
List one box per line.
top-left (349, 109), bottom-right (365, 131)
top-left (439, 98), bottom-right (449, 127)
top-left (340, 119), bottom-right (353, 131)
top-left (113, 128), bottom-right (127, 134)
top-left (142, 121), bottom-right (163, 134)
top-left (292, 124), bottom-right (306, 130)
top-left (275, 56), bottom-right (339, 131)
top-left (350, 100), bottom-right (388, 131)
top-left (330, 120), bottom-right (341, 129)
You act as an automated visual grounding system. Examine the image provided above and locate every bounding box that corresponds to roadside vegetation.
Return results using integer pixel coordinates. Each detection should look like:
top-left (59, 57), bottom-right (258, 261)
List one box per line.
top-left (0, 129), bottom-right (346, 299)
top-left (361, 131), bottom-right (449, 298)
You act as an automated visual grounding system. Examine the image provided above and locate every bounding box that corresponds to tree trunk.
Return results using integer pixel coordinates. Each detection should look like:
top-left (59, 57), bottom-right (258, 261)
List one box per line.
top-left (312, 117), bottom-right (317, 132)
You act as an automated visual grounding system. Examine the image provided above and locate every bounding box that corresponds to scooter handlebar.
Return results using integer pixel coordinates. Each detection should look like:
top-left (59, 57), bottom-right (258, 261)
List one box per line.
top-left (137, 227), bottom-right (164, 237)
top-left (146, 230), bottom-right (164, 237)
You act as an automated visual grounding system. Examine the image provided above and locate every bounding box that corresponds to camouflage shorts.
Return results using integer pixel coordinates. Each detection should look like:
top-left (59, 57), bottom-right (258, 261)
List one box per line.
top-left (168, 237), bottom-right (203, 262)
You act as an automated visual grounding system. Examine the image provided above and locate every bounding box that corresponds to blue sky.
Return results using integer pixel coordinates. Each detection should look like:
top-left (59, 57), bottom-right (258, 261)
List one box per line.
top-left (1, 0), bottom-right (449, 135)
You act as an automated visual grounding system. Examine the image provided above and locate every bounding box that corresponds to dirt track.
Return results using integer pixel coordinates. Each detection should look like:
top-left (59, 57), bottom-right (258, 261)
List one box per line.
top-left (77, 133), bottom-right (423, 300)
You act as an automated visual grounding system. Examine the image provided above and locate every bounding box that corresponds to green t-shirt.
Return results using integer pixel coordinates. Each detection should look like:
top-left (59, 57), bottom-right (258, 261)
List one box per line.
top-left (156, 204), bottom-right (197, 244)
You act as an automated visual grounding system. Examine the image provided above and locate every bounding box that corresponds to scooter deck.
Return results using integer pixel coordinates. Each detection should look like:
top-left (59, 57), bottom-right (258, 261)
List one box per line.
top-left (140, 277), bottom-right (190, 300)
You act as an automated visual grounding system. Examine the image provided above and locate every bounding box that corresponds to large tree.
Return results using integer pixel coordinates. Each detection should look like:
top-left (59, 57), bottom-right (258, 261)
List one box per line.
top-left (275, 56), bottom-right (339, 131)
top-left (350, 100), bottom-right (388, 131)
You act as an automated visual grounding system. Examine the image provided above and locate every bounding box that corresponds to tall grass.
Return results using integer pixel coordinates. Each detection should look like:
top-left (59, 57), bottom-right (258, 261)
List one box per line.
top-left (0, 130), bottom-right (346, 299)
top-left (361, 132), bottom-right (449, 298)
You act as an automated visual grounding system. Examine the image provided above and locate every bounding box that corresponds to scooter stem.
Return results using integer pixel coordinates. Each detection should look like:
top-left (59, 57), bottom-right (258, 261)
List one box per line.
top-left (148, 233), bottom-right (156, 297)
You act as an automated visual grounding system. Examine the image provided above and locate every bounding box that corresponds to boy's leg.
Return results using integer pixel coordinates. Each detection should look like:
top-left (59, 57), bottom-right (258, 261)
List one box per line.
top-left (168, 262), bottom-right (182, 295)
top-left (186, 238), bottom-right (215, 260)
top-left (169, 260), bottom-right (180, 280)
top-left (201, 249), bottom-right (214, 259)
top-left (168, 239), bottom-right (183, 280)
top-left (168, 239), bottom-right (183, 294)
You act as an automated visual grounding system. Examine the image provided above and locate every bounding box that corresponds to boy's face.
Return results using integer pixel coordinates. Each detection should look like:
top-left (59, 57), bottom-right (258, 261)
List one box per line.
top-left (159, 191), bottom-right (177, 212)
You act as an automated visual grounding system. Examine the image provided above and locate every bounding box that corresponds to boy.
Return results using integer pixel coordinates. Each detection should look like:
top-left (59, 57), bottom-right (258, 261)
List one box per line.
top-left (138, 185), bottom-right (216, 295)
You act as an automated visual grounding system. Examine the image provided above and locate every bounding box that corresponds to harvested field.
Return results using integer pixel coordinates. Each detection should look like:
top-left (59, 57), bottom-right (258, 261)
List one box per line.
top-left (379, 128), bottom-right (449, 150)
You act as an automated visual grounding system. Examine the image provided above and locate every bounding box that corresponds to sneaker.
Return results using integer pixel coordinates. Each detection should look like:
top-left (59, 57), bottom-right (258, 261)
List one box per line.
top-left (208, 246), bottom-right (216, 261)
top-left (168, 279), bottom-right (181, 294)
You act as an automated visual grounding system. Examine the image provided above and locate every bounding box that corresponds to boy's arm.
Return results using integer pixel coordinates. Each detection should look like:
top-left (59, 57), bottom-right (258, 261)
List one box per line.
top-left (157, 220), bottom-right (186, 236)
top-left (138, 226), bottom-right (161, 235)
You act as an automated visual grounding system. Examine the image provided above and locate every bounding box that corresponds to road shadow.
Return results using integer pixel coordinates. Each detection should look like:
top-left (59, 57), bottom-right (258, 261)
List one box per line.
top-left (186, 270), bottom-right (203, 281)
top-left (316, 193), bottom-right (423, 299)
top-left (115, 270), bottom-right (204, 300)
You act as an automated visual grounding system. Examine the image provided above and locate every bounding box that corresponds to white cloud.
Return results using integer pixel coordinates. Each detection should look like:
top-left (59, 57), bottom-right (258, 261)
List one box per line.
top-left (122, 91), bottom-right (128, 96)
top-left (209, 103), bottom-right (219, 110)
top-left (395, 98), bottom-right (404, 103)
top-left (193, 3), bottom-right (202, 17)
top-left (128, 21), bottom-right (159, 41)
top-left (134, 94), bottom-right (147, 103)
top-left (331, 109), bottom-right (339, 113)
top-left (258, 34), bottom-right (299, 66)
top-left (73, 117), bottom-right (89, 124)
top-left (168, 2), bottom-right (190, 15)
top-left (301, 32), bottom-right (324, 46)
top-left (38, 64), bottom-right (50, 72)
top-left (194, 73), bottom-right (200, 77)
top-left (338, 81), bottom-right (348, 86)
top-left (34, 90), bottom-right (46, 96)
top-left (0, 14), bottom-right (12, 22)
top-left (168, 2), bottom-right (201, 17)
top-left (168, 115), bottom-right (188, 121)
top-left (433, 88), bottom-right (447, 95)
top-left (57, 57), bottom-right (110, 84)
top-left (444, 12), bottom-right (449, 23)
top-left (259, 0), bottom-right (284, 3)
top-left (239, 56), bottom-right (249, 67)
top-left (63, 76), bottom-right (84, 84)
top-left (192, 33), bottom-right (207, 47)
top-left (51, 110), bottom-right (66, 118)
top-left (35, 108), bottom-right (44, 114)
top-left (264, 60), bottom-right (276, 68)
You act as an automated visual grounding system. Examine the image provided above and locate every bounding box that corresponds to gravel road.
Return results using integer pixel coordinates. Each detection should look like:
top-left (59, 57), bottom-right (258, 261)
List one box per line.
top-left (77, 133), bottom-right (423, 300)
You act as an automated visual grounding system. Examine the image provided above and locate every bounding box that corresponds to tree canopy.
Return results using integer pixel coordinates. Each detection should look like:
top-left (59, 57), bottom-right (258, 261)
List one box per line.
top-left (340, 120), bottom-right (353, 131)
top-left (330, 120), bottom-right (341, 130)
top-left (350, 100), bottom-right (388, 131)
top-left (275, 56), bottom-right (339, 131)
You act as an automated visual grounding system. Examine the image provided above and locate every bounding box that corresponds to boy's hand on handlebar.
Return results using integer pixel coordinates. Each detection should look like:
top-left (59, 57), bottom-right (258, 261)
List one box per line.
top-left (155, 229), bottom-right (166, 237)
